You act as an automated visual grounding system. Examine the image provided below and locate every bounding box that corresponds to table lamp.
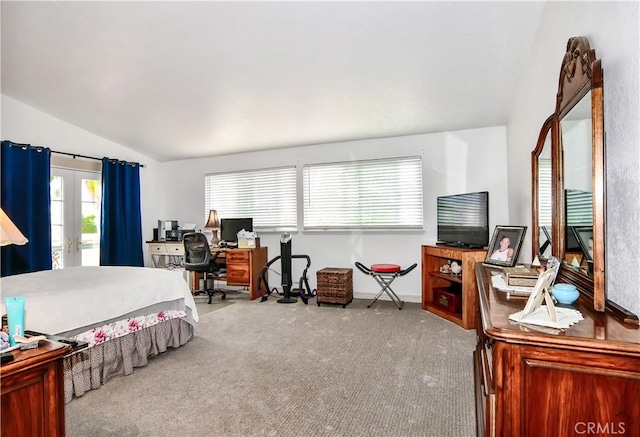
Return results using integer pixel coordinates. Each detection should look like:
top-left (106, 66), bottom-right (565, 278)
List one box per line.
top-left (1, 208), bottom-right (28, 246)
top-left (1, 208), bottom-right (28, 349)
top-left (204, 209), bottom-right (220, 246)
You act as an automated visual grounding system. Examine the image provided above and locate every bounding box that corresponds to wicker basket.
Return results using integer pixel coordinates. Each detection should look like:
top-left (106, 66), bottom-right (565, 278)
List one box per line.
top-left (316, 267), bottom-right (353, 307)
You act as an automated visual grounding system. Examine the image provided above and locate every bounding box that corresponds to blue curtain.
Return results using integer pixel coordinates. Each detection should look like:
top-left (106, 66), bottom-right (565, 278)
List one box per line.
top-left (1, 141), bottom-right (52, 276)
top-left (100, 158), bottom-right (144, 266)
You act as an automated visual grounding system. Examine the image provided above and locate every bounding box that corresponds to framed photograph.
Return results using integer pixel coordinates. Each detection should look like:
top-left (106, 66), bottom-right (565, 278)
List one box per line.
top-left (484, 225), bottom-right (527, 267)
top-left (520, 267), bottom-right (558, 322)
top-left (571, 226), bottom-right (593, 261)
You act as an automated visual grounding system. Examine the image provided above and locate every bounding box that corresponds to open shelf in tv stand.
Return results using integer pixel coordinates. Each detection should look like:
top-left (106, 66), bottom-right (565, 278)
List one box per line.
top-left (421, 244), bottom-right (487, 329)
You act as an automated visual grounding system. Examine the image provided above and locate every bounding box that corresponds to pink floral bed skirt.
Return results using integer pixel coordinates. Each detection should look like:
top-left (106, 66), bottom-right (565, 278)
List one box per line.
top-left (63, 316), bottom-right (194, 403)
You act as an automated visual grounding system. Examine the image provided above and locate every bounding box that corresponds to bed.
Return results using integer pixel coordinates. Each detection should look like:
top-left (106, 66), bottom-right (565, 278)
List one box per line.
top-left (1, 266), bottom-right (198, 403)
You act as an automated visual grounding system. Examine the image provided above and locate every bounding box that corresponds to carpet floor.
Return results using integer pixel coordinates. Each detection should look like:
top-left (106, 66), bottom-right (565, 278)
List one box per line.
top-left (193, 290), bottom-right (240, 315)
top-left (66, 296), bottom-right (477, 437)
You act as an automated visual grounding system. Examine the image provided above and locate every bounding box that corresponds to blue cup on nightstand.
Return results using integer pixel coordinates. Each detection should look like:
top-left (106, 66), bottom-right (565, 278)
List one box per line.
top-left (552, 283), bottom-right (579, 304)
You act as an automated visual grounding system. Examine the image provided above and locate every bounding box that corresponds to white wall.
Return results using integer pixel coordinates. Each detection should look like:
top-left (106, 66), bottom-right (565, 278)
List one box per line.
top-left (2, 94), bottom-right (509, 302)
top-left (507, 2), bottom-right (640, 315)
top-left (159, 127), bottom-right (510, 301)
top-left (563, 119), bottom-right (592, 192)
top-left (1, 95), bottom-right (163, 262)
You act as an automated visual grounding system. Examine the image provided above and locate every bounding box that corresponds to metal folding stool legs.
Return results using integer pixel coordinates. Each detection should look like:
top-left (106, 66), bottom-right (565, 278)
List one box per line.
top-left (355, 262), bottom-right (417, 310)
top-left (368, 270), bottom-right (404, 309)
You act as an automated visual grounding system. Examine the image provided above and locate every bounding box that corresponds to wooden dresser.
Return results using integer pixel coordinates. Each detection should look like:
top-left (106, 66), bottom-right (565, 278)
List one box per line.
top-left (474, 263), bottom-right (640, 437)
top-left (1, 341), bottom-right (70, 437)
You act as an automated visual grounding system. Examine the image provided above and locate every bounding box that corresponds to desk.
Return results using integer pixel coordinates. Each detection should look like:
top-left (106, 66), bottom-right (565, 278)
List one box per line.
top-left (147, 240), bottom-right (185, 267)
top-left (192, 247), bottom-right (268, 301)
top-left (147, 241), bottom-right (268, 300)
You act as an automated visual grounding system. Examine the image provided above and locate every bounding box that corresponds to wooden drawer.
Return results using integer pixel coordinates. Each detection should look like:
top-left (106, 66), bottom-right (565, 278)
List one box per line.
top-left (1, 342), bottom-right (69, 437)
top-left (226, 250), bottom-right (249, 264)
top-left (149, 244), bottom-right (168, 255)
top-left (474, 341), bottom-right (496, 437)
top-left (165, 244), bottom-right (184, 255)
top-left (226, 264), bottom-right (249, 285)
top-left (473, 347), bottom-right (486, 437)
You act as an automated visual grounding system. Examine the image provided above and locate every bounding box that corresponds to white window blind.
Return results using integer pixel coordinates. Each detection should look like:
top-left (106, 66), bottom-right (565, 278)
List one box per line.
top-left (565, 189), bottom-right (593, 226)
top-left (205, 167), bottom-right (296, 229)
top-left (303, 156), bottom-right (423, 229)
top-left (538, 158), bottom-right (552, 228)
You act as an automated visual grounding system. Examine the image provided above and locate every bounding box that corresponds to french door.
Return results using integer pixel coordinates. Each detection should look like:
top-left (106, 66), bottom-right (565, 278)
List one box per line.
top-left (50, 168), bottom-right (101, 268)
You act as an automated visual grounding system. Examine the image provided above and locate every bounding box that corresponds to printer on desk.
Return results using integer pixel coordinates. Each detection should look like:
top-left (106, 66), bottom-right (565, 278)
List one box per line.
top-left (155, 220), bottom-right (196, 241)
top-left (165, 229), bottom-right (192, 241)
top-left (156, 220), bottom-right (177, 241)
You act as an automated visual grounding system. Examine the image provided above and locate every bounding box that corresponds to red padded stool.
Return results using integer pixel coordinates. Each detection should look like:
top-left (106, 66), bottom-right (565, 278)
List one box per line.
top-left (354, 262), bottom-right (417, 309)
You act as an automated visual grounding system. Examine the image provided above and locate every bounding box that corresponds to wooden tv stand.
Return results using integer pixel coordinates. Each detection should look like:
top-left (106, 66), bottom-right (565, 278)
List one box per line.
top-left (421, 244), bottom-right (487, 329)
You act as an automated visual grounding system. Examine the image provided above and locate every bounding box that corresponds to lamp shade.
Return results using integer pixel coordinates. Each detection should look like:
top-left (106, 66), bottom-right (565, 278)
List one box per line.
top-left (0, 208), bottom-right (28, 246)
top-left (204, 209), bottom-right (220, 229)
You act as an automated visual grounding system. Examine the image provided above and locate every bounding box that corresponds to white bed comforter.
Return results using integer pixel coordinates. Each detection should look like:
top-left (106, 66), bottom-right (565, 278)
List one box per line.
top-left (1, 266), bottom-right (198, 335)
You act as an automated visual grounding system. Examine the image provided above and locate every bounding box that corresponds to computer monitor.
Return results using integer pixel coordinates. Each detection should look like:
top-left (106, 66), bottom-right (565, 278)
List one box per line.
top-left (220, 218), bottom-right (253, 243)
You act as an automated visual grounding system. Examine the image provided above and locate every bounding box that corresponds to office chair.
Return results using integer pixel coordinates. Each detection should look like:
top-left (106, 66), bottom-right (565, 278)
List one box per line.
top-left (183, 232), bottom-right (226, 303)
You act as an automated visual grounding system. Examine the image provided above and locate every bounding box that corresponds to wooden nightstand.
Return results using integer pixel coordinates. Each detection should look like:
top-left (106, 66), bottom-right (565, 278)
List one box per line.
top-left (1, 340), bottom-right (70, 437)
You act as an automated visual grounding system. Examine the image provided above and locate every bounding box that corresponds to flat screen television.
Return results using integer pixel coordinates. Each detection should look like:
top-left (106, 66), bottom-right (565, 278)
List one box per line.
top-left (436, 191), bottom-right (489, 248)
top-left (220, 218), bottom-right (253, 243)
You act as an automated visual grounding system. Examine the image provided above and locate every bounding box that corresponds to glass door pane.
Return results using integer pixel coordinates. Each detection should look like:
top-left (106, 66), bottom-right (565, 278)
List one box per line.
top-left (80, 177), bottom-right (101, 266)
top-left (51, 168), bottom-right (101, 268)
top-left (50, 174), bottom-right (65, 269)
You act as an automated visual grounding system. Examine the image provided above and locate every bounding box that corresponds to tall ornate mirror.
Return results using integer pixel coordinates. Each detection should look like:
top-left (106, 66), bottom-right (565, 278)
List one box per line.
top-left (554, 37), bottom-right (605, 312)
top-left (532, 36), bottom-right (606, 312)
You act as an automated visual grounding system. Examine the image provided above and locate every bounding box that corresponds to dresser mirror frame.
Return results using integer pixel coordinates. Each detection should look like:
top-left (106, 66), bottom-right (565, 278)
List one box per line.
top-left (532, 36), bottom-right (607, 312)
top-left (531, 115), bottom-right (553, 262)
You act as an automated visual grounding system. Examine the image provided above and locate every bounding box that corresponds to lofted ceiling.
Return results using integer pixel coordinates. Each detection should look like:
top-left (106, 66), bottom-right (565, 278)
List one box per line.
top-left (1, 1), bottom-right (544, 162)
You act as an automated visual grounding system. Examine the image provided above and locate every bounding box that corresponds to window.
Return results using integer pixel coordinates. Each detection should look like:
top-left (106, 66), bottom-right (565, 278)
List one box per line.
top-left (205, 167), bottom-right (296, 230)
top-left (303, 156), bottom-right (423, 229)
top-left (538, 158), bottom-right (552, 228)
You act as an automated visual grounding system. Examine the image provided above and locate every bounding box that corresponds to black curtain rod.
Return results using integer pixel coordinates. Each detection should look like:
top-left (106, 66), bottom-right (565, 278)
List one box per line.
top-left (51, 150), bottom-right (145, 168)
top-left (5, 141), bottom-right (145, 168)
